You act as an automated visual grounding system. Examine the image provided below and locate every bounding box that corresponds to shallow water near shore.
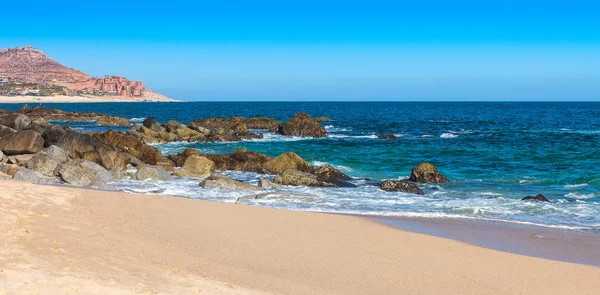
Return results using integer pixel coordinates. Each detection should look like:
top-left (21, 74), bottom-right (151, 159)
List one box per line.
top-left (2, 101), bottom-right (600, 231)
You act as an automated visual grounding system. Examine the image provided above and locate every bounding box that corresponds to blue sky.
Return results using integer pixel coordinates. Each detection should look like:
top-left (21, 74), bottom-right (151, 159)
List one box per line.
top-left (1, 0), bottom-right (599, 101)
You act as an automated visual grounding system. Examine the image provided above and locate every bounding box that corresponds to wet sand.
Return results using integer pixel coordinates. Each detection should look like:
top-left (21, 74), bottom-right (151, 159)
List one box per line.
top-left (371, 216), bottom-right (600, 267)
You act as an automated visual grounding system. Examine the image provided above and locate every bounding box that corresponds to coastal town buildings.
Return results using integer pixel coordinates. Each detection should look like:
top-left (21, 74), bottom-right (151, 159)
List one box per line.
top-left (0, 76), bottom-right (9, 86)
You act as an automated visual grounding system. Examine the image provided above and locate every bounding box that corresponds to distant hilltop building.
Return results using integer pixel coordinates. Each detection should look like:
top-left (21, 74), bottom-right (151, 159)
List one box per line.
top-left (0, 76), bottom-right (9, 86)
top-left (95, 76), bottom-right (144, 97)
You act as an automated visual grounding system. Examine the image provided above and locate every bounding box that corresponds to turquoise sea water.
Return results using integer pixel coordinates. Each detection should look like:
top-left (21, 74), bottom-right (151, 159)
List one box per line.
top-left (3, 102), bottom-right (599, 230)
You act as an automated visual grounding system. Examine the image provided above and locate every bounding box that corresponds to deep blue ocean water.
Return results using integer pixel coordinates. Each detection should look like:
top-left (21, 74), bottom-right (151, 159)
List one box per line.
top-left (3, 101), bottom-right (599, 230)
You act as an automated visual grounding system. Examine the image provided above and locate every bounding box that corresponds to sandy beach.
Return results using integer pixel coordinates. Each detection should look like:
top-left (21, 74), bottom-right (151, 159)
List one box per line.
top-left (0, 95), bottom-right (176, 103)
top-left (0, 180), bottom-right (598, 294)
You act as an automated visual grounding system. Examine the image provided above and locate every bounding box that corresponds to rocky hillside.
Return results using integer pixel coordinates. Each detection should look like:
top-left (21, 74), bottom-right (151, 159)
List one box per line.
top-left (0, 46), bottom-right (91, 83)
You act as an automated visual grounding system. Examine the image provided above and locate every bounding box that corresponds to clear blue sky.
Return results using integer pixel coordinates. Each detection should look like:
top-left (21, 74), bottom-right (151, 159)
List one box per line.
top-left (1, 0), bottom-right (599, 101)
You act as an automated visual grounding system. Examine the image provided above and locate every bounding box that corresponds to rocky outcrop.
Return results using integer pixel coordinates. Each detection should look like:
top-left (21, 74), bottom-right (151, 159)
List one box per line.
top-left (378, 134), bottom-right (397, 139)
top-left (276, 112), bottom-right (327, 138)
top-left (522, 194), bottom-right (549, 202)
top-left (131, 164), bottom-right (172, 181)
top-left (129, 118), bottom-right (207, 143)
top-left (408, 163), bottom-right (449, 183)
top-left (92, 130), bottom-right (174, 171)
top-left (188, 116), bottom-right (279, 131)
top-left (175, 155), bottom-right (215, 178)
top-left (0, 113), bottom-right (31, 130)
top-left (264, 152), bottom-right (313, 175)
top-left (25, 154), bottom-right (60, 176)
top-left (17, 106), bottom-right (131, 126)
top-left (13, 168), bottom-right (59, 185)
top-left (380, 180), bottom-right (424, 194)
top-left (206, 123), bottom-right (263, 142)
top-left (57, 159), bottom-right (114, 187)
top-left (0, 130), bottom-right (44, 155)
top-left (258, 178), bottom-right (282, 189)
top-left (274, 169), bottom-right (336, 187)
top-left (96, 116), bottom-right (131, 126)
top-left (200, 174), bottom-right (263, 191)
top-left (56, 131), bottom-right (128, 170)
top-left (204, 149), bottom-right (271, 173)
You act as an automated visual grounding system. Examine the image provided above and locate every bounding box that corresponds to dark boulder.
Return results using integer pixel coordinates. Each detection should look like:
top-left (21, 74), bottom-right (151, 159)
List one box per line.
top-left (41, 125), bottom-right (69, 147)
top-left (522, 194), bottom-right (549, 202)
top-left (378, 134), bottom-right (397, 139)
top-left (380, 180), bottom-right (424, 194)
top-left (143, 117), bottom-right (162, 132)
top-left (276, 112), bottom-right (327, 138)
top-left (313, 165), bottom-right (355, 187)
top-left (0, 130), bottom-right (44, 155)
top-left (409, 163), bottom-right (449, 183)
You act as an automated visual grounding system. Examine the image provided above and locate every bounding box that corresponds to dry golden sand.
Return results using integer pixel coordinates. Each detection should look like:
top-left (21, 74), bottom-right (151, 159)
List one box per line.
top-left (1, 180), bottom-right (599, 294)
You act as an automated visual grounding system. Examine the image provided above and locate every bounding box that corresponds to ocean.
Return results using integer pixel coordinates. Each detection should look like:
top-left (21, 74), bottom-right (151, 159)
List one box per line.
top-left (3, 101), bottom-right (599, 231)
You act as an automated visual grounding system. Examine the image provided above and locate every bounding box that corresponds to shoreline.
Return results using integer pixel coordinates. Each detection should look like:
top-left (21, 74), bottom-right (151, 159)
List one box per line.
top-left (369, 215), bottom-right (600, 267)
top-left (0, 95), bottom-right (181, 103)
top-left (1, 180), bottom-right (599, 294)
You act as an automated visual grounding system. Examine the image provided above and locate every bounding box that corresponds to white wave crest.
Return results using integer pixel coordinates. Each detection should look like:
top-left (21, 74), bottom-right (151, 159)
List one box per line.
top-left (564, 184), bottom-right (589, 189)
top-left (310, 161), bottom-right (354, 172)
top-left (129, 117), bottom-right (146, 123)
top-left (565, 192), bottom-right (596, 199)
top-left (440, 133), bottom-right (459, 139)
top-left (327, 134), bottom-right (378, 139)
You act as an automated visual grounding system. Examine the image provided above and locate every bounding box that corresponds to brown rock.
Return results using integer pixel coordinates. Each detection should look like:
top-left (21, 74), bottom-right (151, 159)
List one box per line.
top-left (0, 125), bottom-right (17, 137)
top-left (409, 163), bottom-right (449, 183)
top-left (0, 113), bottom-right (32, 130)
top-left (205, 149), bottom-right (271, 173)
top-left (175, 155), bottom-right (215, 178)
top-left (274, 169), bottom-right (336, 187)
top-left (276, 112), bottom-right (327, 138)
top-left (56, 131), bottom-right (128, 170)
top-left (200, 174), bottom-right (263, 191)
top-left (0, 130), bottom-right (44, 155)
top-left (93, 130), bottom-right (174, 171)
top-left (380, 180), bottom-right (424, 194)
top-left (264, 152), bottom-right (314, 175)
top-left (143, 117), bottom-right (162, 132)
top-left (41, 124), bottom-right (69, 147)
